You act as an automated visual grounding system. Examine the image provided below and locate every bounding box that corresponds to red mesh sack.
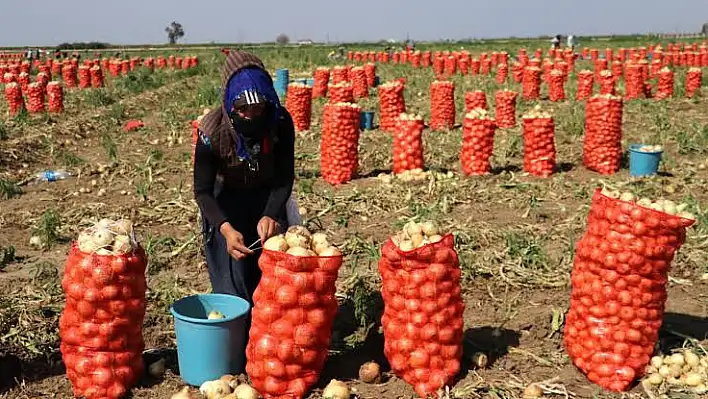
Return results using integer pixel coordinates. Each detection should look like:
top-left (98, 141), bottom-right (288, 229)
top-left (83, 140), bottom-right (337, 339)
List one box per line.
top-left (522, 109), bottom-right (556, 177)
top-left (624, 63), bottom-right (645, 100)
top-left (62, 63), bottom-right (78, 88)
top-left (90, 66), bottom-right (104, 88)
top-left (583, 95), bottom-right (623, 175)
top-left (312, 67), bottom-right (330, 98)
top-left (598, 71), bottom-right (616, 96)
top-left (480, 58), bottom-right (492, 75)
top-left (26, 82), bottom-right (46, 114)
top-left (511, 62), bottom-right (524, 83)
top-left (564, 189), bottom-right (695, 392)
top-left (432, 55), bottom-right (444, 77)
top-left (380, 235), bottom-right (465, 398)
top-left (36, 72), bottom-right (50, 88)
top-left (464, 90), bottom-right (487, 112)
top-left (364, 63), bottom-right (376, 87)
top-left (548, 70), bottom-right (566, 102)
top-left (654, 68), bottom-right (674, 100)
top-left (522, 67), bottom-right (541, 100)
top-left (443, 56), bottom-right (457, 77)
top-left (4, 82), bottom-right (25, 115)
top-left (461, 109), bottom-right (496, 176)
top-left (285, 83), bottom-right (313, 131)
top-left (576, 70), bottom-right (594, 100)
top-left (495, 63), bottom-right (508, 84)
top-left (60, 236), bottom-right (147, 399)
top-left (378, 81), bottom-right (406, 133)
top-left (594, 58), bottom-right (609, 80)
top-left (350, 67), bottom-right (368, 98)
top-left (327, 82), bottom-right (354, 104)
top-left (393, 113), bottom-right (424, 174)
top-left (47, 82), bottom-right (64, 113)
top-left (18, 72), bottom-right (30, 92)
top-left (320, 103), bottom-right (360, 185)
top-left (246, 250), bottom-right (343, 399)
top-left (429, 81), bottom-right (455, 131)
top-left (495, 90), bottom-right (517, 129)
top-left (331, 66), bottom-right (350, 84)
top-left (686, 67), bottom-right (702, 98)
top-left (78, 66), bottom-right (91, 89)
top-left (470, 58), bottom-right (481, 75)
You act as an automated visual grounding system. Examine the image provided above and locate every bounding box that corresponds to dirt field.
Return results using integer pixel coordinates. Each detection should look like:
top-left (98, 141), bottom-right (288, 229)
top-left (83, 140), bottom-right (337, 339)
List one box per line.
top-left (1, 41), bottom-right (707, 399)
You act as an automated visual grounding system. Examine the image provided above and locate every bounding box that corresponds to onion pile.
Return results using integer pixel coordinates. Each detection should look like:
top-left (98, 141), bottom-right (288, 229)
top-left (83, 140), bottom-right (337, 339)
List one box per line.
top-left (686, 67), bottom-right (702, 98)
top-left (461, 108), bottom-right (496, 176)
top-left (196, 375), bottom-right (259, 399)
top-left (285, 83), bottom-right (312, 132)
top-left (320, 102), bottom-right (360, 185)
top-left (522, 67), bottom-right (541, 100)
top-left (429, 80), bottom-right (455, 131)
top-left (393, 113), bottom-right (424, 174)
top-left (583, 94), bottom-right (624, 175)
top-left (654, 67), bottom-right (674, 100)
top-left (564, 188), bottom-right (695, 392)
top-left (76, 218), bottom-right (137, 256)
top-left (637, 145), bottom-right (663, 153)
top-left (642, 350), bottom-right (708, 394)
top-left (246, 226), bottom-right (343, 398)
top-left (380, 222), bottom-right (464, 398)
top-left (327, 82), bottom-right (354, 104)
top-left (575, 70), bottom-right (594, 100)
top-left (548, 69), bottom-right (566, 102)
top-left (464, 90), bottom-right (487, 112)
top-left (378, 81), bottom-right (406, 133)
top-left (495, 89), bottom-right (518, 129)
top-left (522, 106), bottom-right (556, 177)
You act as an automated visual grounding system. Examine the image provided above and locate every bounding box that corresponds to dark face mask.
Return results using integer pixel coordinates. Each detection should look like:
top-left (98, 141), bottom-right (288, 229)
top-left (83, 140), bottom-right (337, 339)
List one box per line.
top-left (230, 111), bottom-right (268, 140)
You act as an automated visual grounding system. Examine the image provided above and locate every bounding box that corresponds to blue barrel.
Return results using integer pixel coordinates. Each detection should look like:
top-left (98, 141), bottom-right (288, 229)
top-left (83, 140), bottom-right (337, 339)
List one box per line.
top-left (306, 78), bottom-right (314, 87)
top-left (275, 68), bottom-right (289, 99)
top-left (373, 76), bottom-right (380, 87)
top-left (170, 294), bottom-right (251, 386)
top-left (360, 111), bottom-right (375, 130)
top-left (629, 144), bottom-right (663, 177)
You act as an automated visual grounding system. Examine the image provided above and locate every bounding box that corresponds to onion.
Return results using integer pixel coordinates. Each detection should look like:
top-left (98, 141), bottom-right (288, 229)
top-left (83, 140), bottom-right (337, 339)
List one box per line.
top-left (398, 240), bottom-right (415, 251)
top-left (219, 374), bottom-right (236, 387)
top-left (114, 219), bottom-right (134, 236)
top-left (318, 246), bottom-right (342, 257)
top-left (113, 235), bottom-right (132, 254)
top-left (286, 247), bottom-right (315, 257)
top-left (428, 235), bottom-right (443, 243)
top-left (647, 373), bottom-right (663, 385)
top-left (420, 221), bottom-right (438, 236)
top-left (522, 384), bottom-right (543, 398)
top-left (263, 235), bottom-right (288, 252)
top-left (313, 240), bottom-right (331, 255)
top-left (472, 352), bottom-right (489, 368)
top-left (404, 221), bottom-right (422, 236)
top-left (358, 361), bottom-right (381, 384)
top-left (311, 232), bottom-right (329, 245)
top-left (285, 233), bottom-right (311, 249)
top-left (322, 379), bottom-right (350, 399)
top-left (77, 233), bottom-right (98, 253)
top-left (208, 311), bottom-right (225, 320)
top-left (200, 379), bottom-right (232, 399)
top-left (231, 383), bottom-right (259, 399)
top-left (93, 227), bottom-right (114, 248)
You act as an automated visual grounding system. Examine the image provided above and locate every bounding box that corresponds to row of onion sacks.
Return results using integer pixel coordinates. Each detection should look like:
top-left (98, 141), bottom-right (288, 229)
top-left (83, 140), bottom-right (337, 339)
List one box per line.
top-left (320, 102), bottom-right (360, 185)
top-left (285, 83), bottom-right (312, 131)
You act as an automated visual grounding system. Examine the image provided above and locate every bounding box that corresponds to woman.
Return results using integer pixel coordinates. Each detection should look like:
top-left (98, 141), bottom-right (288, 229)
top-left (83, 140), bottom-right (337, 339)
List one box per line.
top-left (194, 50), bottom-right (295, 304)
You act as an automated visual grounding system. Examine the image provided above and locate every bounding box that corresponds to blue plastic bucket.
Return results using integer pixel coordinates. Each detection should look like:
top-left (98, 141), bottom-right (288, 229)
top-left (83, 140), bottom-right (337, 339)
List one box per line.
top-left (360, 111), bottom-right (375, 130)
top-left (373, 76), bottom-right (380, 87)
top-left (628, 144), bottom-right (663, 177)
top-left (306, 78), bottom-right (314, 87)
top-left (170, 294), bottom-right (251, 386)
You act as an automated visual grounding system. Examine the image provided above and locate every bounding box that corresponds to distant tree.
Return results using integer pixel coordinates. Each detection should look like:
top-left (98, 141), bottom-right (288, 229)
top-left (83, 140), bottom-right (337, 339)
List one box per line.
top-left (165, 21), bottom-right (185, 45)
top-left (702, 22), bottom-right (708, 36)
top-left (276, 33), bottom-right (290, 45)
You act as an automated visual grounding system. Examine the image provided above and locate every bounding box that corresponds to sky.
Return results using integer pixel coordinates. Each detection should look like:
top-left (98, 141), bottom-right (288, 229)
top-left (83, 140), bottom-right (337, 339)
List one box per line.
top-left (2, 0), bottom-right (708, 47)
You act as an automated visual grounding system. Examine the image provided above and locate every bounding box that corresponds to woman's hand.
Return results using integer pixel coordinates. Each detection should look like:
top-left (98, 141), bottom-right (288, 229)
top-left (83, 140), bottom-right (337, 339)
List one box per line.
top-left (219, 223), bottom-right (253, 260)
top-left (257, 216), bottom-right (281, 244)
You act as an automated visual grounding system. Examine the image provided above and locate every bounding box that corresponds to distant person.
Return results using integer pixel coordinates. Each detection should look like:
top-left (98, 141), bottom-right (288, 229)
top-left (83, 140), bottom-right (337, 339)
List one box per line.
top-left (25, 48), bottom-right (33, 62)
top-left (551, 35), bottom-right (561, 49)
top-left (567, 35), bottom-right (576, 51)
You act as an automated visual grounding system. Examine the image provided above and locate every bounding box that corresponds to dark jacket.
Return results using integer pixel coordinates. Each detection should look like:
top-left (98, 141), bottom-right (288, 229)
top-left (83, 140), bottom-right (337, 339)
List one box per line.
top-left (194, 51), bottom-right (295, 230)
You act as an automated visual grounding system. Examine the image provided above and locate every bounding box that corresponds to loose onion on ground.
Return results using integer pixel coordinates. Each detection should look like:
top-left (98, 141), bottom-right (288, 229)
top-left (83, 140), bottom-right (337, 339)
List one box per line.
top-left (642, 350), bottom-right (708, 395)
top-left (359, 361), bottom-right (381, 384)
top-left (322, 379), bottom-right (350, 399)
top-left (199, 379), bottom-right (232, 399)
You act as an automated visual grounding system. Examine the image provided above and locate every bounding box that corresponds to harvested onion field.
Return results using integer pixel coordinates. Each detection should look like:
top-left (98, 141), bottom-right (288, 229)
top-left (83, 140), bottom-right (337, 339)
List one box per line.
top-left (1, 37), bottom-right (708, 399)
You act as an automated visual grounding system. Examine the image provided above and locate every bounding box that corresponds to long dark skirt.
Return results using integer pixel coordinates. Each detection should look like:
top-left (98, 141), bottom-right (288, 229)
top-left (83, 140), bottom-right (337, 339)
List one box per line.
top-left (199, 186), bottom-right (287, 370)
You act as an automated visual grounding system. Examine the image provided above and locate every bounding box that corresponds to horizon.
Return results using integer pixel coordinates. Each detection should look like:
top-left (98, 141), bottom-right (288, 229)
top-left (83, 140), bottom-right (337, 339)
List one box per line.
top-left (1, 0), bottom-right (707, 47)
